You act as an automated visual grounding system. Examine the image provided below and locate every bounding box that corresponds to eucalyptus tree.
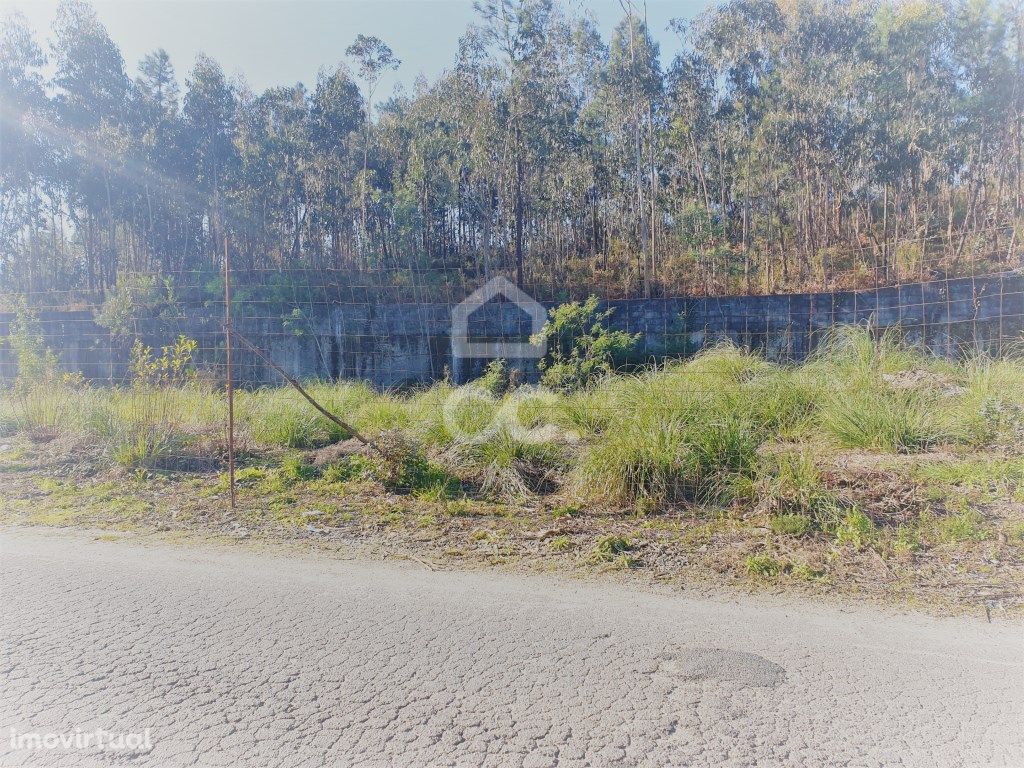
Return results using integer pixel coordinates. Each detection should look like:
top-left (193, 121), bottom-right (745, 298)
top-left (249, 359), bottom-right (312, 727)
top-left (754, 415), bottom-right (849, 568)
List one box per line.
top-left (345, 34), bottom-right (400, 251)
top-left (474, 0), bottom-right (563, 287)
top-left (1, 0), bottom-right (1020, 300)
top-left (182, 53), bottom-right (236, 268)
top-left (50, 0), bottom-right (130, 289)
top-left (309, 66), bottom-right (362, 267)
top-left (0, 11), bottom-right (51, 290)
top-left (598, 12), bottom-right (661, 294)
top-left (130, 48), bottom-right (184, 273)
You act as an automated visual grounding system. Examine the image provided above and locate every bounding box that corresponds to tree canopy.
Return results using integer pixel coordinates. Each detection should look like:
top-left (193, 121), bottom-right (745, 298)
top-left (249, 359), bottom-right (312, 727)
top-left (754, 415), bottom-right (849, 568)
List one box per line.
top-left (0, 0), bottom-right (1021, 302)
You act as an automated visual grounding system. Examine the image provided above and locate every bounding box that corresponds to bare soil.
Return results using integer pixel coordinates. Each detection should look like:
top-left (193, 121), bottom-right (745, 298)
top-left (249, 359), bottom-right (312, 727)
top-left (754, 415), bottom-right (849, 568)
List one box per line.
top-left (1, 434), bottom-right (1022, 618)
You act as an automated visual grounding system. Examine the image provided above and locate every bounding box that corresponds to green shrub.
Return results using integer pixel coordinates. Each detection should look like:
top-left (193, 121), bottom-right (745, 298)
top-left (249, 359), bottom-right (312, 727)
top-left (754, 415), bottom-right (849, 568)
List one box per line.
top-left (322, 455), bottom-right (375, 484)
top-left (232, 467), bottom-right (268, 487)
top-left (6, 300), bottom-right (60, 392)
top-left (591, 535), bottom-right (631, 561)
top-left (550, 504), bottom-right (578, 519)
top-left (533, 296), bottom-right (639, 392)
top-left (589, 535), bottom-right (636, 567)
top-left (549, 535), bottom-right (572, 552)
top-left (475, 359), bottom-right (512, 396)
top-left (956, 357), bottom-right (1024, 447)
top-left (95, 274), bottom-right (181, 338)
top-left (790, 562), bottom-right (826, 582)
top-left (892, 524), bottom-right (922, 555)
top-left (280, 454), bottom-right (319, 482)
top-left (128, 335), bottom-right (197, 387)
top-left (377, 431), bottom-right (460, 497)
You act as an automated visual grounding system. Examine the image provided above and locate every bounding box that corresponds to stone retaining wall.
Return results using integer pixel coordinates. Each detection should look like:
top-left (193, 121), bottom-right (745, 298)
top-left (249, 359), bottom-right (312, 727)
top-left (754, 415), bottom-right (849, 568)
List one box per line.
top-left (1, 272), bottom-right (1020, 387)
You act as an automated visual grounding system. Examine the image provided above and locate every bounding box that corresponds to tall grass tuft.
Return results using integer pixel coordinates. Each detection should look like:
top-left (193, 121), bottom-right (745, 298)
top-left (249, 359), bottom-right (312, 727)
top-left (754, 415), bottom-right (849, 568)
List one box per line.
top-left (745, 450), bottom-right (845, 529)
top-left (240, 386), bottom-right (354, 448)
top-left (955, 356), bottom-right (1024, 447)
top-left (86, 386), bottom-right (200, 467)
top-left (571, 347), bottom-right (772, 506)
top-left (819, 386), bottom-right (947, 452)
top-left (805, 326), bottom-right (958, 451)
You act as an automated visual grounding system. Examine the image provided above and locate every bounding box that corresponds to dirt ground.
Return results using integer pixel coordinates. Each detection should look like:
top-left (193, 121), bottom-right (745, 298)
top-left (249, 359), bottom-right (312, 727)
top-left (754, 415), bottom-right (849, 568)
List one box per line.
top-left (1, 431), bottom-right (1022, 618)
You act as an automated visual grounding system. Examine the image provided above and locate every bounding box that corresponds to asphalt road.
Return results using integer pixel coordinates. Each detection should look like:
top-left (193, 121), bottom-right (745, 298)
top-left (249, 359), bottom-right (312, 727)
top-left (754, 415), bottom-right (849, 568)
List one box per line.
top-left (0, 529), bottom-right (1021, 768)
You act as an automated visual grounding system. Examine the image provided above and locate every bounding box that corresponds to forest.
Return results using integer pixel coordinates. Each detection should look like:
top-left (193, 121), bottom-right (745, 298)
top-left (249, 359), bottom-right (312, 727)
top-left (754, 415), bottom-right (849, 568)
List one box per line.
top-left (1, 0), bottom-right (1022, 302)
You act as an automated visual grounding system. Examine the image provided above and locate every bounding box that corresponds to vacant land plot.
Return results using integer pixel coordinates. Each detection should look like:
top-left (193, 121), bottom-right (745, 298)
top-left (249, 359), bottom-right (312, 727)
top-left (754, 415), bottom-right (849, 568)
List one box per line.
top-left (2, 328), bottom-right (1022, 613)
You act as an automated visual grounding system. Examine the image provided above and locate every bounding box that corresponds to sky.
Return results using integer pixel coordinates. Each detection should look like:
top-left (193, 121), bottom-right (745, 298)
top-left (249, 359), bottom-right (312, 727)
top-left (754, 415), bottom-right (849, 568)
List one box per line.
top-left (0, 0), bottom-right (711, 97)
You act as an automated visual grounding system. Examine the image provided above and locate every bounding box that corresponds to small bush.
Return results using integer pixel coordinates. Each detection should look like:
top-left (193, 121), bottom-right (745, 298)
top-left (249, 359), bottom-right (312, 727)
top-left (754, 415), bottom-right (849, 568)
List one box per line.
top-left (6, 300), bottom-right (60, 391)
top-left (128, 335), bottom-right (197, 387)
top-left (533, 296), bottom-right (639, 392)
top-left (377, 431), bottom-right (460, 497)
top-left (475, 359), bottom-right (512, 396)
top-left (281, 454), bottom-right (319, 482)
top-left (322, 455), bottom-right (374, 484)
top-left (957, 358), bottom-right (1024, 447)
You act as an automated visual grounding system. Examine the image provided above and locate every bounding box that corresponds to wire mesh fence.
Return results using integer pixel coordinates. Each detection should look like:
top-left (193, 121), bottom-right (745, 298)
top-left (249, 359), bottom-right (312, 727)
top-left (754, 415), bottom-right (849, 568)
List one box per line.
top-left (1, 247), bottom-right (1022, 506)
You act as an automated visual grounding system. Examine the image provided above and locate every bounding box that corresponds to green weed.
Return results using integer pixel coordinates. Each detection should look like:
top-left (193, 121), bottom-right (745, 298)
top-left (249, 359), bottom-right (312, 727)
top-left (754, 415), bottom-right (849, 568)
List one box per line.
top-left (936, 509), bottom-right (989, 544)
top-left (745, 554), bottom-right (785, 577)
top-left (790, 562), bottom-right (826, 582)
top-left (590, 535), bottom-right (632, 563)
top-left (835, 508), bottom-right (875, 548)
top-left (549, 535), bottom-right (572, 552)
top-left (770, 513), bottom-right (813, 537)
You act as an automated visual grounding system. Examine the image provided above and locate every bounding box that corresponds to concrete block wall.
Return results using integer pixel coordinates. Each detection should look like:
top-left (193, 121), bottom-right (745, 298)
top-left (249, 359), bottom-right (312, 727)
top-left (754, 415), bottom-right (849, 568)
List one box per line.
top-left (1, 272), bottom-right (1020, 388)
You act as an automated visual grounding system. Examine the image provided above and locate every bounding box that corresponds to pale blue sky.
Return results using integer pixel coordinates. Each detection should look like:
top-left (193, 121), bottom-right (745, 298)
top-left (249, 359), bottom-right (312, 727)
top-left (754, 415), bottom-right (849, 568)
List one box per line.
top-left (1, 0), bottom-right (711, 97)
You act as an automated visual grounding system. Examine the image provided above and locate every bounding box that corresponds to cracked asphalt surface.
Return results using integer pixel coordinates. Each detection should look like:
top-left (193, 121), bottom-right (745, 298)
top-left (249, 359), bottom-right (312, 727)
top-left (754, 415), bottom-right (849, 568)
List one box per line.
top-left (0, 529), bottom-right (1021, 767)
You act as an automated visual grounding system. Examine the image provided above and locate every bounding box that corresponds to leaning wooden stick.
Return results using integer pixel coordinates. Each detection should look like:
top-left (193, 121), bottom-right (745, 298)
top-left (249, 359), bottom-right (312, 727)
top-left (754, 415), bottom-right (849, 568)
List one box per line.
top-left (232, 331), bottom-right (379, 453)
